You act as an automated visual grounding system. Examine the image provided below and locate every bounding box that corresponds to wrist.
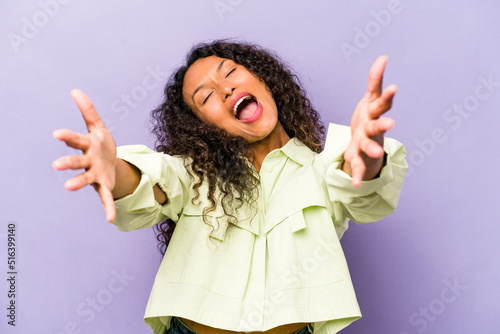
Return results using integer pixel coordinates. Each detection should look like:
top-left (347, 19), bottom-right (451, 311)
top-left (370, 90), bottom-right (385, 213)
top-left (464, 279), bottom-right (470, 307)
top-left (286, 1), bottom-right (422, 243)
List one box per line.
top-left (112, 158), bottom-right (141, 200)
top-left (363, 151), bottom-right (387, 180)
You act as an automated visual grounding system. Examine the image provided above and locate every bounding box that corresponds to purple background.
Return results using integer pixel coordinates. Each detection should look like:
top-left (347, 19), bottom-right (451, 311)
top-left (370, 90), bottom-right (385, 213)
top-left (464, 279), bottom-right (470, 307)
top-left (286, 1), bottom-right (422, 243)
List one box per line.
top-left (1, 1), bottom-right (499, 333)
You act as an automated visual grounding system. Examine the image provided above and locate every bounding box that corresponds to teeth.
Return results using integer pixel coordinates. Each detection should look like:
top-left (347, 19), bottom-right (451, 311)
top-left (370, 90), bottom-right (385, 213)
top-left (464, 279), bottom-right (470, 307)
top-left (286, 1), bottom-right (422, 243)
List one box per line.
top-left (233, 95), bottom-right (252, 116)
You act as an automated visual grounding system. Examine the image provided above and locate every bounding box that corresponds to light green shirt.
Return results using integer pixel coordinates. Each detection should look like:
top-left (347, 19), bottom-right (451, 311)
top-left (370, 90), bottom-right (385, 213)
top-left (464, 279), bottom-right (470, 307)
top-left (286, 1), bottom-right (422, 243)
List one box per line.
top-left (113, 123), bottom-right (407, 334)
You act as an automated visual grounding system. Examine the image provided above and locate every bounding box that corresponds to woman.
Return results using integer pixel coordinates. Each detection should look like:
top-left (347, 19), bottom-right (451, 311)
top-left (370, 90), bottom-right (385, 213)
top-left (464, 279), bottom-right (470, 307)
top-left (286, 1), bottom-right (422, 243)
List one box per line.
top-left (53, 41), bottom-right (407, 334)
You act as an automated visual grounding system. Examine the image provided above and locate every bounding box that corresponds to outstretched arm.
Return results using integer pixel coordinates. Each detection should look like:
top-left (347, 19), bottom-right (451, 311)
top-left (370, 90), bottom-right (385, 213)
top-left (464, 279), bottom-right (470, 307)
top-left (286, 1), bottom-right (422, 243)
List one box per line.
top-left (343, 55), bottom-right (397, 187)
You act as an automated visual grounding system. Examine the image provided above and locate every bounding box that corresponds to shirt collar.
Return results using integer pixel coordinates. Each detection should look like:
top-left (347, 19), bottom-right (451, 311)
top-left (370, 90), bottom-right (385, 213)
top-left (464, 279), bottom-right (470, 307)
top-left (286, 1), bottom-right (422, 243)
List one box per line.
top-left (279, 137), bottom-right (316, 166)
top-left (245, 137), bottom-right (317, 178)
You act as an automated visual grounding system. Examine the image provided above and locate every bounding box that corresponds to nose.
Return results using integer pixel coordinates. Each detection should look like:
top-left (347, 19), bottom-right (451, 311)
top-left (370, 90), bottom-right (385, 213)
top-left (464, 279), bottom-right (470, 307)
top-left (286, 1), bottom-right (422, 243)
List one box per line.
top-left (220, 82), bottom-right (235, 101)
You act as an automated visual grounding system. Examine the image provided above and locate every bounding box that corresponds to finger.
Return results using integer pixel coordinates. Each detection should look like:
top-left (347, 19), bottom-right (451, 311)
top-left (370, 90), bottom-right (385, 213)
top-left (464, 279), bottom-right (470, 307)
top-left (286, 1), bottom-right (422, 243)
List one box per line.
top-left (364, 117), bottom-right (394, 137)
top-left (349, 155), bottom-right (366, 188)
top-left (366, 55), bottom-right (388, 100)
top-left (53, 154), bottom-right (91, 171)
top-left (70, 89), bottom-right (105, 132)
top-left (64, 170), bottom-right (94, 191)
top-left (96, 185), bottom-right (116, 222)
top-left (368, 84), bottom-right (397, 118)
top-left (360, 137), bottom-right (384, 159)
top-left (53, 129), bottom-right (90, 150)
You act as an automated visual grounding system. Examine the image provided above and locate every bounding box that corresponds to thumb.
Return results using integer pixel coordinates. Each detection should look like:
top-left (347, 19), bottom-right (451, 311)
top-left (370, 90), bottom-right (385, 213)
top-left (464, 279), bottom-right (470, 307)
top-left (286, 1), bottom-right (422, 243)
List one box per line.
top-left (96, 185), bottom-right (116, 222)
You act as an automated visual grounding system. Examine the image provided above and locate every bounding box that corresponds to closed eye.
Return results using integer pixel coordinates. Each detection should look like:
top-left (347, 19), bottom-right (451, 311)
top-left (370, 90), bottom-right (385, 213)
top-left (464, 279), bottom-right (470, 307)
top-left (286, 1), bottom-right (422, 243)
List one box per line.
top-left (202, 92), bottom-right (213, 105)
top-left (225, 68), bottom-right (236, 78)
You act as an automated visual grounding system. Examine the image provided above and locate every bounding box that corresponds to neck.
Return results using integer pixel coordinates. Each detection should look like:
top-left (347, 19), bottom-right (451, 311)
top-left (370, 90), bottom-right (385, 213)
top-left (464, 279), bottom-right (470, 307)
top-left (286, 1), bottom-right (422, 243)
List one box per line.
top-left (249, 122), bottom-right (290, 173)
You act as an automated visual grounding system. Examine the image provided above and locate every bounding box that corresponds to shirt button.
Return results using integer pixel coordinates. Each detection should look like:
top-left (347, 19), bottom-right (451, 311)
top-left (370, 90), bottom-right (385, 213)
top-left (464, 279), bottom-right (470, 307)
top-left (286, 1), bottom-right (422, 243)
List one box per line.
top-left (267, 167), bottom-right (273, 173)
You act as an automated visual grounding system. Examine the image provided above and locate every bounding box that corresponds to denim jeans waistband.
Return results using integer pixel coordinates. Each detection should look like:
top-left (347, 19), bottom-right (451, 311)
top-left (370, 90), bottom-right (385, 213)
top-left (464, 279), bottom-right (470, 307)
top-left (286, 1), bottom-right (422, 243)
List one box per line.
top-left (167, 316), bottom-right (313, 334)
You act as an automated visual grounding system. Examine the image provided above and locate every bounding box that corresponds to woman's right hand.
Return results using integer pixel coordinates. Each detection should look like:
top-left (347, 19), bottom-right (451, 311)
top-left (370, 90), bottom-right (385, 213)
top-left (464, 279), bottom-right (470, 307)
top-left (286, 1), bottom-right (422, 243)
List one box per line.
top-left (52, 89), bottom-right (117, 222)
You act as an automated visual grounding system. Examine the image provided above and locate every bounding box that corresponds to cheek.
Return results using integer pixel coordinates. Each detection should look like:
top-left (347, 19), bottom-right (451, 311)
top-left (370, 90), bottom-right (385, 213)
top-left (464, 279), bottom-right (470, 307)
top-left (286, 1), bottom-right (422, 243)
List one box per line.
top-left (263, 96), bottom-right (278, 117)
top-left (260, 86), bottom-right (277, 109)
top-left (199, 103), bottom-right (230, 125)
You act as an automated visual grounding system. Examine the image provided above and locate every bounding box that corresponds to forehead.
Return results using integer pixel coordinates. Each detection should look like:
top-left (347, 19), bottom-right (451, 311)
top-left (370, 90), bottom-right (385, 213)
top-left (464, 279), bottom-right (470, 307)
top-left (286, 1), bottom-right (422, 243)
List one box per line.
top-left (183, 56), bottom-right (227, 94)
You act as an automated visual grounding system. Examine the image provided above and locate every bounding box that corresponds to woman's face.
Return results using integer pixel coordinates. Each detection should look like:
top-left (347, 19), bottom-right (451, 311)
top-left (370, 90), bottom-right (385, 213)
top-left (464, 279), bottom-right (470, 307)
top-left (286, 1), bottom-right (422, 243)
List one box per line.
top-left (182, 56), bottom-right (280, 144)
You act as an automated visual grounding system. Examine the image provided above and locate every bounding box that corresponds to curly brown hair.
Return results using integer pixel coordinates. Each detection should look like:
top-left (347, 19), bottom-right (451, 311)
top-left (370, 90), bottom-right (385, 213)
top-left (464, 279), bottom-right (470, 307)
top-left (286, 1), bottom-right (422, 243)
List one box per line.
top-left (151, 40), bottom-right (326, 255)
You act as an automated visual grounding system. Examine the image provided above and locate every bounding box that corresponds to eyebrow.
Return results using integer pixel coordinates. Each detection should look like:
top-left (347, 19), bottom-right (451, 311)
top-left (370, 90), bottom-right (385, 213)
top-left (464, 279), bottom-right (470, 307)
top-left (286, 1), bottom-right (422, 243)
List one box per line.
top-left (191, 59), bottom-right (227, 104)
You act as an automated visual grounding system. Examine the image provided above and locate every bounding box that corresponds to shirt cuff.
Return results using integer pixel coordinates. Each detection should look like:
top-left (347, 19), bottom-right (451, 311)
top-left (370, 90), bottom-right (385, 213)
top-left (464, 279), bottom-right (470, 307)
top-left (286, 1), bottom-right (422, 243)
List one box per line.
top-left (114, 173), bottom-right (157, 212)
top-left (322, 123), bottom-right (408, 221)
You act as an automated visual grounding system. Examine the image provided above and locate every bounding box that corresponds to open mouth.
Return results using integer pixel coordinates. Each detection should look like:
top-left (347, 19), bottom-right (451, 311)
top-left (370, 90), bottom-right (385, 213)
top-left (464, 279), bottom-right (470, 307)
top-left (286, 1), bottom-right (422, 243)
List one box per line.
top-left (232, 93), bottom-right (259, 121)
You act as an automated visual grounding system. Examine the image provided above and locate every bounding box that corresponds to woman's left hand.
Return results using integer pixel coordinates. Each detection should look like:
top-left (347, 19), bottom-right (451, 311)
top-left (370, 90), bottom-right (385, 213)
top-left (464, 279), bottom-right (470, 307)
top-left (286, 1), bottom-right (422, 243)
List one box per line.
top-left (343, 55), bottom-right (397, 187)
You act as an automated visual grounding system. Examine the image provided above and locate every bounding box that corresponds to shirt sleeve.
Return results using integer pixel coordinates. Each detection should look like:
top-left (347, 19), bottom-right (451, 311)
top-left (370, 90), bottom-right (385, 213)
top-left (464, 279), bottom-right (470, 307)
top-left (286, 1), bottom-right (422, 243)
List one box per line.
top-left (322, 123), bottom-right (408, 236)
top-left (111, 145), bottom-right (192, 232)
